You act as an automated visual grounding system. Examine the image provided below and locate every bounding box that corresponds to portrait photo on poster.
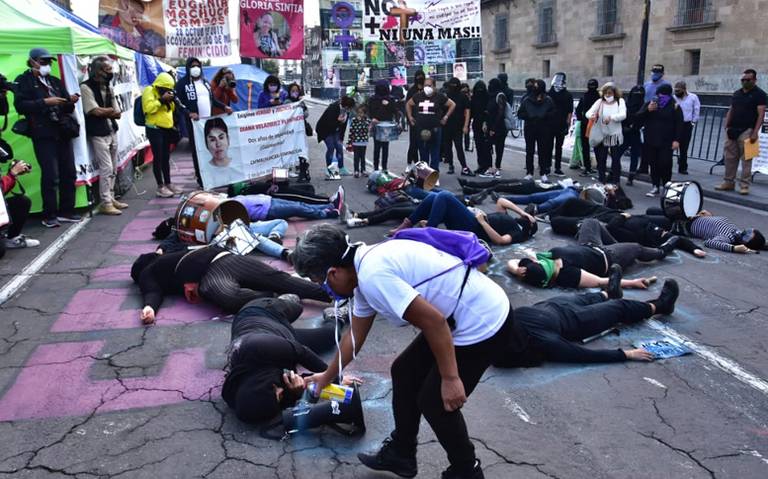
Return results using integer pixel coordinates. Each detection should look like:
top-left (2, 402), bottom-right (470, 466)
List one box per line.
top-left (200, 117), bottom-right (243, 189)
top-left (240, 0), bottom-right (305, 59)
top-left (98, 0), bottom-right (166, 57)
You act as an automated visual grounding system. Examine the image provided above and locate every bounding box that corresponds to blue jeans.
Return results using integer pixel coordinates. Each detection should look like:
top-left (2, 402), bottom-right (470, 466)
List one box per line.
top-left (324, 132), bottom-right (344, 168)
top-left (246, 219), bottom-right (288, 257)
top-left (615, 129), bottom-right (642, 174)
top-left (404, 185), bottom-right (443, 201)
top-left (504, 187), bottom-right (579, 214)
top-left (418, 128), bottom-right (443, 171)
top-left (408, 191), bottom-right (479, 233)
top-left (267, 198), bottom-right (335, 220)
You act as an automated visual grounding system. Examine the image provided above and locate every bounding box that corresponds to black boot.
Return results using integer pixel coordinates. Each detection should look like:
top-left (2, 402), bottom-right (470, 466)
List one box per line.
top-left (358, 436), bottom-right (418, 478)
top-left (489, 191), bottom-right (500, 202)
top-left (297, 157), bottom-right (311, 183)
top-left (650, 279), bottom-right (680, 315)
top-left (606, 264), bottom-right (623, 299)
top-left (659, 236), bottom-right (680, 257)
top-left (442, 459), bottom-right (485, 479)
top-left (626, 173), bottom-right (634, 186)
top-left (468, 188), bottom-right (493, 206)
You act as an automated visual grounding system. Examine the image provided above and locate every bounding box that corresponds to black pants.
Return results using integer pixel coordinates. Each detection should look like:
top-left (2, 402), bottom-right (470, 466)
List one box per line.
top-left (460, 179), bottom-right (559, 195)
top-left (645, 144), bottom-right (674, 187)
top-left (358, 205), bottom-right (415, 225)
top-left (353, 145), bottom-right (367, 172)
top-left (579, 134), bottom-right (593, 171)
top-left (577, 219), bottom-right (664, 270)
top-left (594, 144), bottom-right (621, 184)
top-left (147, 127), bottom-right (173, 187)
top-left (198, 255), bottom-right (329, 313)
top-left (407, 126), bottom-right (419, 164)
top-left (31, 136), bottom-right (76, 220)
top-left (239, 182), bottom-right (329, 205)
top-left (390, 312), bottom-right (513, 471)
top-left (464, 132), bottom-right (471, 151)
top-left (373, 140), bottom-right (388, 170)
top-left (524, 125), bottom-right (553, 175)
top-left (4, 194), bottom-right (31, 238)
top-left (553, 129), bottom-right (566, 172)
top-left (442, 128), bottom-right (468, 169)
top-left (185, 117), bottom-right (202, 186)
top-left (491, 129), bottom-right (507, 169)
top-left (473, 125), bottom-right (491, 172)
top-left (678, 122), bottom-right (693, 172)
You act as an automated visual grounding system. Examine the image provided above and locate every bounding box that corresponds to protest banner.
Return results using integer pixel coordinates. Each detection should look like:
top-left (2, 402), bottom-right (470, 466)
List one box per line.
top-left (193, 102), bottom-right (307, 189)
top-left (362, 0), bottom-right (481, 43)
top-left (98, 0), bottom-right (232, 59)
top-left (750, 113), bottom-right (768, 176)
top-left (240, 0), bottom-right (305, 59)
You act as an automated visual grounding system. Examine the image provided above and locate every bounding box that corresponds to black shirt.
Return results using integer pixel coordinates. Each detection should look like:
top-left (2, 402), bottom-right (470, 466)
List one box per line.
top-left (550, 245), bottom-right (607, 288)
top-left (412, 92), bottom-right (449, 130)
top-left (446, 91), bottom-right (468, 130)
top-left (729, 86), bottom-right (767, 129)
top-left (476, 213), bottom-right (532, 244)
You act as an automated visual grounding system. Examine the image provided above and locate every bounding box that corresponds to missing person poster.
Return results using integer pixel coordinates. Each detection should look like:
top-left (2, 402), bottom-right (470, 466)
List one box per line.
top-left (99, 0), bottom-right (232, 58)
top-left (193, 102), bottom-right (307, 189)
top-left (362, 0), bottom-right (481, 43)
top-left (239, 0), bottom-right (305, 59)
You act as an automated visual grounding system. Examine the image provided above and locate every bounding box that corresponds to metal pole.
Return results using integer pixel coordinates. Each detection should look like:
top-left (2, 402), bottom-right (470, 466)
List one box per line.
top-left (637, 0), bottom-right (651, 86)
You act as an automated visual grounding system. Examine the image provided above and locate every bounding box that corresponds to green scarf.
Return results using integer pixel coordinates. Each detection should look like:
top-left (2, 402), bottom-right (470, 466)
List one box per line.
top-left (535, 252), bottom-right (557, 286)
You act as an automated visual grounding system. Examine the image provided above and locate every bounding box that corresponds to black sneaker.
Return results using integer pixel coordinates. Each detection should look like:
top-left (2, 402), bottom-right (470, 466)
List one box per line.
top-left (467, 188), bottom-right (492, 206)
top-left (447, 165), bottom-right (455, 175)
top-left (651, 279), bottom-right (680, 315)
top-left (461, 167), bottom-right (475, 177)
top-left (57, 214), bottom-right (82, 223)
top-left (553, 169), bottom-right (566, 177)
top-left (442, 459), bottom-right (484, 479)
top-left (659, 236), bottom-right (680, 257)
top-left (679, 170), bottom-right (689, 175)
top-left (42, 218), bottom-right (61, 228)
top-left (606, 264), bottom-right (623, 300)
top-left (489, 191), bottom-right (500, 202)
top-left (524, 203), bottom-right (537, 215)
top-left (358, 437), bottom-right (417, 478)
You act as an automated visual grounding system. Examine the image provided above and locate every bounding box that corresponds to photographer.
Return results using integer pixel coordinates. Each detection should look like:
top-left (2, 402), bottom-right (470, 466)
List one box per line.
top-left (142, 72), bottom-right (179, 198)
top-left (0, 142), bottom-right (39, 257)
top-left (211, 67), bottom-right (238, 116)
top-left (81, 56), bottom-right (127, 216)
top-left (14, 48), bottom-right (81, 228)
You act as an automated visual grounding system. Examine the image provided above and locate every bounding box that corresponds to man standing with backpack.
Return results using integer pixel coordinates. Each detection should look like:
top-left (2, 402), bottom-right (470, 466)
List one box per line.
top-left (293, 224), bottom-right (525, 479)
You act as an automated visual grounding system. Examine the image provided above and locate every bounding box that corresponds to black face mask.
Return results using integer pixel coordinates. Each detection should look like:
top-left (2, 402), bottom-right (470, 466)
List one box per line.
top-left (103, 72), bottom-right (114, 82)
top-left (525, 84), bottom-right (535, 92)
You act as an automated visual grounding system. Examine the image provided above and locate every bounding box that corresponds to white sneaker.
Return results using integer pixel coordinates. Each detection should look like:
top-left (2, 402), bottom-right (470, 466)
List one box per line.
top-left (346, 217), bottom-right (366, 228)
top-left (645, 186), bottom-right (660, 197)
top-left (4, 235), bottom-right (40, 249)
top-left (540, 174), bottom-right (549, 183)
top-left (523, 174), bottom-right (533, 181)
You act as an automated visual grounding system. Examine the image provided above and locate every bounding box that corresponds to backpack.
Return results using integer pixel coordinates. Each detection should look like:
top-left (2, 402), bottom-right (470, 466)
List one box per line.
top-left (133, 94), bottom-right (145, 126)
top-left (499, 93), bottom-right (515, 130)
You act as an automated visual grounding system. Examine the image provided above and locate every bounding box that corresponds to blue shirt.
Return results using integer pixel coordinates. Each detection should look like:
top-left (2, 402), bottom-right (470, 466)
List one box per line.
top-left (644, 79), bottom-right (672, 102)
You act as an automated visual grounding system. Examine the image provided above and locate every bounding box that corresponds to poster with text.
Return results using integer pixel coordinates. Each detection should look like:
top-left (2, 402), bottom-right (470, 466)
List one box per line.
top-left (240, 0), bottom-right (305, 59)
top-left (750, 113), bottom-right (768, 175)
top-left (98, 0), bottom-right (232, 58)
top-left (194, 102), bottom-right (307, 189)
top-left (362, 0), bottom-right (481, 43)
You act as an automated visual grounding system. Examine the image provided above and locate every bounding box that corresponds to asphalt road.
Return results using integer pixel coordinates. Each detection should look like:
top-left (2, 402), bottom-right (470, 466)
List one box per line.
top-left (0, 101), bottom-right (767, 478)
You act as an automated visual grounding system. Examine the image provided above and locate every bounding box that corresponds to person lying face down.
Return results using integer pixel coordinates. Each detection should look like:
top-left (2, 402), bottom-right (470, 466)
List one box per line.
top-left (494, 278), bottom-right (680, 367)
top-left (507, 219), bottom-right (677, 290)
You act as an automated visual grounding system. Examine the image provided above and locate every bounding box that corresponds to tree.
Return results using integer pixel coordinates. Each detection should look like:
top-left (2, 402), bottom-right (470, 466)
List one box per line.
top-left (262, 60), bottom-right (279, 75)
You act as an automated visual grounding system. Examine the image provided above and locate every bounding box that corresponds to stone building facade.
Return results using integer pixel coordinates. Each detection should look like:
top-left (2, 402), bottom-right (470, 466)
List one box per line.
top-left (481, 0), bottom-right (768, 98)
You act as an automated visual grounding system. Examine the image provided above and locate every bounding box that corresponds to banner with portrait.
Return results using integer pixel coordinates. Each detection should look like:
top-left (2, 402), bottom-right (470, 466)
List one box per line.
top-left (361, 0), bottom-right (481, 43)
top-left (98, 0), bottom-right (233, 59)
top-left (240, 0), bottom-right (305, 59)
top-left (193, 102), bottom-right (307, 190)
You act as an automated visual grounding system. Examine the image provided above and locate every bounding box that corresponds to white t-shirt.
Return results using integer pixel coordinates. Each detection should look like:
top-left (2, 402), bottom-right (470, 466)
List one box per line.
top-left (194, 79), bottom-right (212, 118)
top-left (352, 240), bottom-right (509, 346)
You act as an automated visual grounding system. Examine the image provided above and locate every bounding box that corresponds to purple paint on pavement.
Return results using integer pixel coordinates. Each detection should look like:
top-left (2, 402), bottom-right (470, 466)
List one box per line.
top-left (89, 264), bottom-right (134, 283)
top-left (0, 341), bottom-right (223, 421)
top-left (149, 198), bottom-right (183, 205)
top-left (137, 208), bottom-right (178, 218)
top-left (110, 242), bottom-right (157, 256)
top-left (118, 218), bottom-right (168, 242)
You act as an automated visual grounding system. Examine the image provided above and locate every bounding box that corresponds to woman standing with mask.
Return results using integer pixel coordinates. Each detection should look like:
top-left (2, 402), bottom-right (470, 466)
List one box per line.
top-left (586, 83), bottom-right (626, 184)
top-left (368, 79), bottom-right (397, 172)
top-left (257, 75), bottom-right (287, 109)
top-left (406, 70), bottom-right (426, 165)
top-left (516, 79), bottom-right (556, 182)
top-left (316, 96), bottom-right (356, 178)
top-left (470, 81), bottom-right (491, 176)
top-left (636, 84), bottom-right (683, 197)
top-left (575, 79), bottom-right (600, 176)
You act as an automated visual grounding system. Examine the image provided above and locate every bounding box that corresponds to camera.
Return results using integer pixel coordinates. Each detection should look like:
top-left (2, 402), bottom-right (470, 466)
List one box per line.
top-left (0, 73), bottom-right (18, 94)
top-left (10, 159), bottom-right (31, 173)
top-left (228, 80), bottom-right (237, 88)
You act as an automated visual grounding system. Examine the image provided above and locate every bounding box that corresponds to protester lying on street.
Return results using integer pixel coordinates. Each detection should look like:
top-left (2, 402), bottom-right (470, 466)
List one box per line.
top-left (230, 178), bottom-right (334, 205)
top-left (345, 204), bottom-right (416, 228)
top-left (130, 246), bottom-right (330, 324)
top-left (502, 184), bottom-right (581, 215)
top-left (606, 213), bottom-right (706, 258)
top-left (646, 208), bottom-right (766, 253)
top-left (388, 190), bottom-right (537, 245)
top-left (494, 278), bottom-right (679, 367)
top-left (458, 176), bottom-right (564, 196)
top-left (222, 295), bottom-right (358, 423)
top-left (545, 188), bottom-right (633, 236)
top-left (1, 155), bottom-right (39, 256)
top-left (233, 188), bottom-right (344, 222)
top-left (154, 218), bottom-right (292, 261)
top-left (507, 218), bottom-right (676, 289)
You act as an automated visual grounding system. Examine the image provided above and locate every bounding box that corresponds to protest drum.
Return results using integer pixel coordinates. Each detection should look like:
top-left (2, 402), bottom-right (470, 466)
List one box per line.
top-left (175, 191), bottom-right (249, 245)
top-left (410, 162), bottom-right (439, 191)
top-left (661, 181), bottom-right (703, 220)
top-left (374, 122), bottom-right (400, 142)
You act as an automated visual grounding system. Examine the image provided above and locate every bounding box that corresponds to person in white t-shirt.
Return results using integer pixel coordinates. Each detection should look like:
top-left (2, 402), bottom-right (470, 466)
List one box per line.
top-left (175, 57), bottom-right (232, 186)
top-left (291, 224), bottom-right (524, 479)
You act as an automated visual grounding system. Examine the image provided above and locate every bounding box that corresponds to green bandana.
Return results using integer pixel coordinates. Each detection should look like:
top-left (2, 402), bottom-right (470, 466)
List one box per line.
top-left (535, 252), bottom-right (557, 286)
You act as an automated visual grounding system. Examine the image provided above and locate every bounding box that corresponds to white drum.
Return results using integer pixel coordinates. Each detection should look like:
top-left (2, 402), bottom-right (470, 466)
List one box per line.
top-left (661, 181), bottom-right (703, 220)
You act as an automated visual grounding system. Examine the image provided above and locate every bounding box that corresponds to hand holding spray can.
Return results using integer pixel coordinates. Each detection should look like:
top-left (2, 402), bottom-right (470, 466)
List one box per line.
top-left (307, 382), bottom-right (354, 405)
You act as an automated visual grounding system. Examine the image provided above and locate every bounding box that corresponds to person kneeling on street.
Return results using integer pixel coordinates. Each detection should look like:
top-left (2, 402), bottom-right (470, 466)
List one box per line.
top-left (130, 245), bottom-right (330, 324)
top-left (495, 276), bottom-right (680, 367)
top-left (1, 156), bottom-right (39, 256)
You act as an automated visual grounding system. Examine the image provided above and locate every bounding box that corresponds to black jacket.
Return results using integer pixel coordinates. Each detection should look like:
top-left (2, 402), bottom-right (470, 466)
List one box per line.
top-left (517, 95), bottom-right (556, 129)
top-left (13, 70), bottom-right (75, 139)
top-left (315, 101), bottom-right (347, 143)
top-left (548, 88), bottom-right (574, 130)
top-left (470, 90), bottom-right (489, 132)
top-left (174, 58), bottom-right (224, 116)
top-left (636, 100), bottom-right (684, 148)
top-left (575, 90), bottom-right (600, 123)
top-left (368, 95), bottom-right (397, 122)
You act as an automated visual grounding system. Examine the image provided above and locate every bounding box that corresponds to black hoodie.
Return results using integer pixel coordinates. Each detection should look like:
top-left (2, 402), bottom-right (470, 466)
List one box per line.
top-left (175, 57), bottom-right (224, 116)
top-left (548, 88), bottom-right (574, 130)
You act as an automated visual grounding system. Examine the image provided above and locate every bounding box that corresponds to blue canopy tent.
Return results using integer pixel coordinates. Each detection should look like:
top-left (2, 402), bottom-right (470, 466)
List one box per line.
top-left (177, 64), bottom-right (271, 112)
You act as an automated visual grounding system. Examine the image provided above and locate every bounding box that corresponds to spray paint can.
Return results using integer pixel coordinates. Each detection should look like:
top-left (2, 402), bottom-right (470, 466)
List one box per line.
top-left (307, 382), bottom-right (354, 405)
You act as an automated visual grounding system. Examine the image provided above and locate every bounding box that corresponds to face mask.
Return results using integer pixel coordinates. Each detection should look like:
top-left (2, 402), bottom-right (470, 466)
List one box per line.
top-left (604, 95), bottom-right (614, 102)
top-left (423, 86), bottom-right (434, 96)
top-left (526, 84), bottom-right (534, 92)
top-left (674, 90), bottom-right (684, 97)
top-left (588, 83), bottom-right (598, 91)
top-left (104, 72), bottom-right (114, 82)
top-left (39, 64), bottom-right (51, 76)
top-left (269, 85), bottom-right (279, 93)
top-left (291, 91), bottom-right (300, 99)
top-left (190, 66), bottom-right (202, 78)
top-left (651, 72), bottom-right (663, 82)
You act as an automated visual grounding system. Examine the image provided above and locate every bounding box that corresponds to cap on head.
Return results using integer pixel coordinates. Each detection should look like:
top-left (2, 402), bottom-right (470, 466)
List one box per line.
top-left (29, 47), bottom-right (55, 61)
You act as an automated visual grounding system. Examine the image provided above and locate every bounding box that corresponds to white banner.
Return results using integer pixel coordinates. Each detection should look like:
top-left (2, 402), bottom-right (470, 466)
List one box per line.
top-left (163, 0), bottom-right (233, 58)
top-left (751, 113), bottom-right (768, 175)
top-left (193, 102), bottom-right (307, 189)
top-left (361, 0), bottom-right (481, 42)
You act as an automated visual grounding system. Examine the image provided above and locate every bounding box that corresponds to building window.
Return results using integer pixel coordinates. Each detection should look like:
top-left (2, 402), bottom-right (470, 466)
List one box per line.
top-left (500, 63), bottom-right (506, 73)
top-left (542, 60), bottom-right (551, 78)
top-left (686, 49), bottom-right (701, 75)
top-left (494, 15), bottom-right (508, 51)
top-left (537, 1), bottom-right (556, 44)
top-left (603, 55), bottom-right (614, 77)
top-left (596, 0), bottom-right (621, 35)
top-left (674, 0), bottom-right (716, 27)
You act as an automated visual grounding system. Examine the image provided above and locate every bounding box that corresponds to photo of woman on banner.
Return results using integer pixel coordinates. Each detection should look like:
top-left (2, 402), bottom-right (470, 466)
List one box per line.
top-left (254, 12), bottom-right (285, 58)
top-left (98, 0), bottom-right (165, 57)
top-left (199, 117), bottom-right (242, 189)
top-left (391, 66), bottom-right (407, 87)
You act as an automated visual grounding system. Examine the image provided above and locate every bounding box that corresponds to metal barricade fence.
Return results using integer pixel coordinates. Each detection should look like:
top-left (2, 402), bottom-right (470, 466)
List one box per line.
top-left (684, 105), bottom-right (728, 169)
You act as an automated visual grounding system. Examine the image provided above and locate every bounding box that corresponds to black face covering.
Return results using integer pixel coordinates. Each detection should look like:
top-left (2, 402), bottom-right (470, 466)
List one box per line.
top-left (588, 81), bottom-right (599, 91)
top-left (104, 72), bottom-right (114, 82)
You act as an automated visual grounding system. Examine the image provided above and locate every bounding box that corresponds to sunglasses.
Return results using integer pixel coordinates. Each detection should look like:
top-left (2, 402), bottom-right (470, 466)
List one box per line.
top-left (741, 78), bottom-right (754, 82)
